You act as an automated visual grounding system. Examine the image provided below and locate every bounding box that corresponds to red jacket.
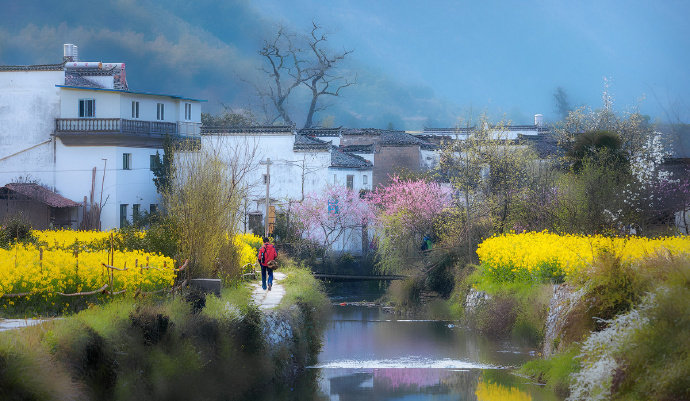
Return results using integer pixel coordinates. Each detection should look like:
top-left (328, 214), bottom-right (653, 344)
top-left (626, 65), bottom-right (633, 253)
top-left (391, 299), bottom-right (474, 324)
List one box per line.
top-left (258, 243), bottom-right (277, 267)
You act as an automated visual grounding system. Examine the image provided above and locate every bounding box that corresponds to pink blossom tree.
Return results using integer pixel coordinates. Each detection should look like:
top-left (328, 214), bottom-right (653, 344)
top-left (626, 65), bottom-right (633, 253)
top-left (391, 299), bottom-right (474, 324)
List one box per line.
top-left (292, 185), bottom-right (372, 253)
top-left (367, 176), bottom-right (452, 272)
top-left (368, 176), bottom-right (452, 235)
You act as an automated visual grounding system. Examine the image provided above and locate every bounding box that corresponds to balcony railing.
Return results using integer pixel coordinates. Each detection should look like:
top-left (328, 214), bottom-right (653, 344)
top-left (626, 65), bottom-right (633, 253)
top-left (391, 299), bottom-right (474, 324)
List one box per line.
top-left (55, 118), bottom-right (201, 137)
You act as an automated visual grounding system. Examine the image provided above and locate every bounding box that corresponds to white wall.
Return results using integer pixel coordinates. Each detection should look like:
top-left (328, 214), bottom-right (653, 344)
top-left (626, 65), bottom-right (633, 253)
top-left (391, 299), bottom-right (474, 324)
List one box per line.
top-left (0, 70), bottom-right (63, 188)
top-left (329, 168), bottom-right (372, 193)
top-left (204, 133), bottom-right (333, 211)
top-left (59, 88), bottom-right (121, 118)
top-left (352, 151), bottom-right (374, 164)
top-left (203, 132), bottom-right (370, 254)
top-left (421, 149), bottom-right (440, 169)
top-left (55, 142), bottom-right (162, 229)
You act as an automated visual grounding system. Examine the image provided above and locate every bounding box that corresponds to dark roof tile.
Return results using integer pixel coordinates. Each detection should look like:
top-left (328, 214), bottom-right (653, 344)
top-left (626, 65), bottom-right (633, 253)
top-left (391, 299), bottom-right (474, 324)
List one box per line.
top-left (293, 134), bottom-right (330, 151)
top-left (330, 147), bottom-right (372, 169)
top-left (3, 183), bottom-right (80, 208)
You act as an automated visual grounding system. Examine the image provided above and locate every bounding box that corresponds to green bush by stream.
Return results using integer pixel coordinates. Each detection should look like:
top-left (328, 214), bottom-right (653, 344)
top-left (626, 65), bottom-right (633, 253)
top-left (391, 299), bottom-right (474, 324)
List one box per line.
top-left (0, 265), bottom-right (328, 401)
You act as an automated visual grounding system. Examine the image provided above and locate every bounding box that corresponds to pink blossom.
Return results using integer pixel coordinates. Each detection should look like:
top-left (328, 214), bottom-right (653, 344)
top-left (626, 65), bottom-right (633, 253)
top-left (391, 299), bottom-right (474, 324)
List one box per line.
top-left (292, 185), bottom-right (372, 246)
top-left (367, 176), bottom-right (452, 233)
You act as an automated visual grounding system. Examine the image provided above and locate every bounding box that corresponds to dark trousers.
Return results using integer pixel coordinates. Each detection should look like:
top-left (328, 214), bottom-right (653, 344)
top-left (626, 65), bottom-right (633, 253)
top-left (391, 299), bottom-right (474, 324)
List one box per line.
top-left (261, 264), bottom-right (273, 290)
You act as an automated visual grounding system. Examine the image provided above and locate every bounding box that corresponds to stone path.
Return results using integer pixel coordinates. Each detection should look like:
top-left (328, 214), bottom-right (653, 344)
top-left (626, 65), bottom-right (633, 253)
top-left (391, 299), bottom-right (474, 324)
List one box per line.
top-left (250, 271), bottom-right (287, 310)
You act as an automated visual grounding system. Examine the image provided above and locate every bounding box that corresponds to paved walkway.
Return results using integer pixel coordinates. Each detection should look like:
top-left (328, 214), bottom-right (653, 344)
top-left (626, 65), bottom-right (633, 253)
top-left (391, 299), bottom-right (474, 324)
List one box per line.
top-left (250, 271), bottom-right (287, 310)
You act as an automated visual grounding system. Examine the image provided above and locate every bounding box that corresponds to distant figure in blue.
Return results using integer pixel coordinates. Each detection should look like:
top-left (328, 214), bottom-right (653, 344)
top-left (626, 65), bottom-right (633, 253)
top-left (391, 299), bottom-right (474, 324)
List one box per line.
top-left (257, 237), bottom-right (278, 291)
top-left (421, 235), bottom-right (433, 252)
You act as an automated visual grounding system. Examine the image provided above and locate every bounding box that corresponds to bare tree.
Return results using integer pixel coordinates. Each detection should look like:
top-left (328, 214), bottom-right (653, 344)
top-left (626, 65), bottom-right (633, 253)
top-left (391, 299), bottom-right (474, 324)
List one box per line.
top-left (257, 22), bottom-right (355, 128)
top-left (553, 86), bottom-right (571, 120)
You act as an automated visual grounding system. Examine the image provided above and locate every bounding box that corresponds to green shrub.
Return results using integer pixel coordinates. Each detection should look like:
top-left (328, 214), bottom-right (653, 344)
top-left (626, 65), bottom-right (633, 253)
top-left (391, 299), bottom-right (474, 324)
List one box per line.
top-left (386, 276), bottom-right (424, 310)
top-left (0, 215), bottom-right (35, 248)
top-left (568, 251), bottom-right (644, 331)
top-left (473, 294), bottom-right (517, 338)
top-left (612, 263), bottom-right (690, 400)
top-left (520, 346), bottom-right (580, 398)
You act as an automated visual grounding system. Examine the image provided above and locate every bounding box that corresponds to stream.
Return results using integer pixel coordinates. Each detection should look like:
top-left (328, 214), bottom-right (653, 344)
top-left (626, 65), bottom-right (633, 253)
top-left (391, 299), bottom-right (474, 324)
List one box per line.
top-left (274, 281), bottom-right (563, 401)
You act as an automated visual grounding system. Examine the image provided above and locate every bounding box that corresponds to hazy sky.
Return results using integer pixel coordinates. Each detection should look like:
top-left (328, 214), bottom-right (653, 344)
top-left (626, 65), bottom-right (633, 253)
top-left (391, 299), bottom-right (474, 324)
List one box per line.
top-left (1, 0), bottom-right (688, 129)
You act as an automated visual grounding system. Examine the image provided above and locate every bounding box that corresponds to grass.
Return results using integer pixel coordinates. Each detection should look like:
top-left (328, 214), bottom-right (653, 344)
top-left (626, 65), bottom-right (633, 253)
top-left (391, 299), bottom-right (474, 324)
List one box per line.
top-left (278, 258), bottom-right (329, 311)
top-left (611, 262), bottom-right (690, 400)
top-left (0, 262), bottom-right (329, 401)
top-left (520, 346), bottom-right (581, 397)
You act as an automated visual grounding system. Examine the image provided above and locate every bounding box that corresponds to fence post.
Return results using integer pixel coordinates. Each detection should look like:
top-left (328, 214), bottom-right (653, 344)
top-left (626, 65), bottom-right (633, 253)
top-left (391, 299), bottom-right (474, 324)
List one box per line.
top-left (39, 247), bottom-right (43, 275)
top-left (136, 259), bottom-right (141, 296)
top-left (74, 248), bottom-right (79, 278)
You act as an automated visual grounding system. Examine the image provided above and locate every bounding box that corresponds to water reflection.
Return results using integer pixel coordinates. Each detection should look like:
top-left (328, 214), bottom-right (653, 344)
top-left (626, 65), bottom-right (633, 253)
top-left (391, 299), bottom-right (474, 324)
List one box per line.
top-left (305, 305), bottom-right (561, 401)
top-left (312, 368), bottom-right (557, 401)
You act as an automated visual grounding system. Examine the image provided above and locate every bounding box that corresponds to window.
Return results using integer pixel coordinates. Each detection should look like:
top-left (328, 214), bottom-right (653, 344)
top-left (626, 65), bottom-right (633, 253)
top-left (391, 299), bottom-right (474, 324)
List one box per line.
top-left (363, 174), bottom-right (368, 185)
top-left (156, 103), bottom-right (165, 120)
top-left (122, 153), bottom-right (132, 170)
top-left (263, 174), bottom-right (269, 184)
top-left (132, 204), bottom-right (140, 220)
top-left (184, 103), bottom-right (192, 120)
top-left (149, 204), bottom-right (158, 215)
top-left (346, 174), bottom-right (354, 190)
top-left (119, 204), bottom-right (128, 227)
top-left (78, 99), bottom-right (95, 118)
top-left (131, 101), bottom-right (139, 118)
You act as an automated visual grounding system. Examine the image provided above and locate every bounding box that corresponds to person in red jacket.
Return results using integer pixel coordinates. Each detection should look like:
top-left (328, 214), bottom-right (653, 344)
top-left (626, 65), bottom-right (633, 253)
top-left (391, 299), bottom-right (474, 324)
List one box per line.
top-left (257, 237), bottom-right (277, 291)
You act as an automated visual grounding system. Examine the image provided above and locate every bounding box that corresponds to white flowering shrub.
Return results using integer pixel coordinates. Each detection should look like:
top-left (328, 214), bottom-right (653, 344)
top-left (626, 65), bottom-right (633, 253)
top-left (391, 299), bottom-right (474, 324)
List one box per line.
top-left (567, 296), bottom-right (654, 401)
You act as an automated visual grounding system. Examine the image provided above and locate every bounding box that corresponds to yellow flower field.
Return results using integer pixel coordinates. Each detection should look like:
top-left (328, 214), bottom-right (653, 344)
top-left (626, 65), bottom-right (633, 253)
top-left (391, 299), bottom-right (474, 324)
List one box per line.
top-left (0, 244), bottom-right (176, 298)
top-left (476, 231), bottom-right (690, 282)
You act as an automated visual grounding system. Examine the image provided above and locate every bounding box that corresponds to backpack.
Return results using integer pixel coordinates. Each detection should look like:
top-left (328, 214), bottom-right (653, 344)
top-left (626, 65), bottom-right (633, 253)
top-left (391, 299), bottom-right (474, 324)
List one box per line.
top-left (258, 244), bottom-right (278, 267)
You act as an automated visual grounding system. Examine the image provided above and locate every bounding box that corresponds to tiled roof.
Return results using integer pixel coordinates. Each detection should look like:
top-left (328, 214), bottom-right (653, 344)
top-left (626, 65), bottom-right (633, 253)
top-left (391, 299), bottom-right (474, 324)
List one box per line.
top-left (518, 133), bottom-right (562, 158)
top-left (64, 73), bottom-right (104, 88)
top-left (293, 134), bottom-right (330, 151)
top-left (340, 144), bottom-right (375, 153)
top-left (423, 125), bottom-right (550, 135)
top-left (379, 130), bottom-right (428, 147)
top-left (200, 125), bottom-right (294, 135)
top-left (342, 128), bottom-right (394, 136)
top-left (0, 63), bottom-right (65, 71)
top-left (3, 183), bottom-right (80, 208)
top-left (298, 127), bottom-right (343, 137)
top-left (330, 147), bottom-right (373, 169)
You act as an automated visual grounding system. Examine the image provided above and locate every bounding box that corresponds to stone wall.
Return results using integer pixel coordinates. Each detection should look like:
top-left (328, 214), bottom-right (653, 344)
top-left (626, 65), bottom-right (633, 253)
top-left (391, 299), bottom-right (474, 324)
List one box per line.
top-left (374, 145), bottom-right (420, 188)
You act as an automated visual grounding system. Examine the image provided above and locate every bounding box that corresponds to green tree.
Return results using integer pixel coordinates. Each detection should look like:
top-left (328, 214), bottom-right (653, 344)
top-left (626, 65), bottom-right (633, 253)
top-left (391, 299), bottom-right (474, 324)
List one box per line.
top-left (151, 135), bottom-right (175, 195)
top-left (201, 107), bottom-right (257, 127)
top-left (439, 115), bottom-right (538, 260)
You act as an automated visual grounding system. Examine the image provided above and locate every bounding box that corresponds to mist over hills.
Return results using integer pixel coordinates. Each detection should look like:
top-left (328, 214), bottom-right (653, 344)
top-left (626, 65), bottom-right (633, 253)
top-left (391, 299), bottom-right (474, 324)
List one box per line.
top-left (2, 0), bottom-right (688, 128)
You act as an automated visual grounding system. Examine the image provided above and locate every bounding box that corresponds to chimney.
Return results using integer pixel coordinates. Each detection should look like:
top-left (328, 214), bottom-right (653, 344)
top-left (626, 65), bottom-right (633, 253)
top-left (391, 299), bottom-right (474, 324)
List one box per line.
top-left (534, 114), bottom-right (544, 127)
top-left (63, 44), bottom-right (78, 62)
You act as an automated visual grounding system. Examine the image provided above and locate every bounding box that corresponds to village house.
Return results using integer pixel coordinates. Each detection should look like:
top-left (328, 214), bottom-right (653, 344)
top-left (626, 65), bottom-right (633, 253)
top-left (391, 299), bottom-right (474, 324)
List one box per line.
top-left (302, 127), bottom-right (438, 188)
top-left (0, 44), bottom-right (203, 229)
top-left (200, 126), bottom-right (373, 254)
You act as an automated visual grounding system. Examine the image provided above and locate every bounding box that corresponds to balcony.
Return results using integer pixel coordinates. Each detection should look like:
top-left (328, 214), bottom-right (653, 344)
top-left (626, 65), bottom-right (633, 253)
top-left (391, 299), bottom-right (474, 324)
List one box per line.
top-left (55, 118), bottom-right (200, 146)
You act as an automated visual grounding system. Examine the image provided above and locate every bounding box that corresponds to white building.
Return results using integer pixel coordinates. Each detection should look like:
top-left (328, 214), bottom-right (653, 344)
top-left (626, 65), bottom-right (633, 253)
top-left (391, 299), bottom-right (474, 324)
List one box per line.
top-left (201, 126), bottom-right (373, 254)
top-left (0, 44), bottom-right (203, 229)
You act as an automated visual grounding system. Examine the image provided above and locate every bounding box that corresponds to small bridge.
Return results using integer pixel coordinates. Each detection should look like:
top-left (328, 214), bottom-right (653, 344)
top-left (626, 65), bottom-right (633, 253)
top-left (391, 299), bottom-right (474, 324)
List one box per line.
top-left (312, 273), bottom-right (407, 281)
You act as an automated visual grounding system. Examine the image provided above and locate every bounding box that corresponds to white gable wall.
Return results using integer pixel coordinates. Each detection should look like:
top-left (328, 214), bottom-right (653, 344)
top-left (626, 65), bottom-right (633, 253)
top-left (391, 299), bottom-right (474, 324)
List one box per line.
top-left (0, 70), bottom-right (63, 188)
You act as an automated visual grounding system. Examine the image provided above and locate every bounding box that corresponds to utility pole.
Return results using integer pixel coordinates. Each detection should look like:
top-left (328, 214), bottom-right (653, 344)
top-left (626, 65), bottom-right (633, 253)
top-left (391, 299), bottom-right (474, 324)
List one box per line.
top-left (259, 158), bottom-right (272, 238)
